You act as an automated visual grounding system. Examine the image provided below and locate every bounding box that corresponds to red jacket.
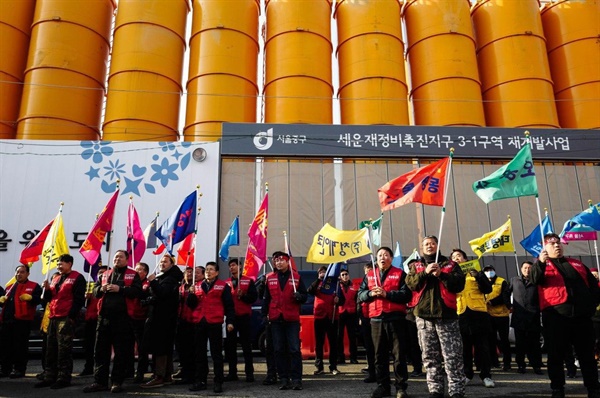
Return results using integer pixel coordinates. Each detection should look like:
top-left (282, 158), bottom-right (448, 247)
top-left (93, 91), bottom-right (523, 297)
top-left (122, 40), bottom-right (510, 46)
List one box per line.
top-left (85, 296), bottom-right (100, 321)
top-left (179, 281), bottom-right (203, 323)
top-left (198, 279), bottom-right (227, 324)
top-left (313, 289), bottom-right (338, 320)
top-left (130, 278), bottom-right (151, 321)
top-left (49, 271), bottom-right (82, 318)
top-left (226, 276), bottom-right (253, 316)
top-left (538, 258), bottom-right (590, 311)
top-left (267, 271), bottom-right (301, 322)
top-left (98, 268), bottom-right (138, 318)
top-left (410, 261), bottom-right (458, 311)
top-left (339, 282), bottom-right (357, 315)
top-left (3, 280), bottom-right (39, 321)
top-left (367, 267), bottom-right (407, 318)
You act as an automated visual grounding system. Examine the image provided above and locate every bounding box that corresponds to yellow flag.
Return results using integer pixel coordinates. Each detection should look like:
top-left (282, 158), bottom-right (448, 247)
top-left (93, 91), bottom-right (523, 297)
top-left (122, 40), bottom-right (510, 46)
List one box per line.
top-left (459, 259), bottom-right (481, 273)
top-left (42, 213), bottom-right (70, 275)
top-left (307, 223), bottom-right (372, 264)
top-left (469, 219), bottom-right (514, 258)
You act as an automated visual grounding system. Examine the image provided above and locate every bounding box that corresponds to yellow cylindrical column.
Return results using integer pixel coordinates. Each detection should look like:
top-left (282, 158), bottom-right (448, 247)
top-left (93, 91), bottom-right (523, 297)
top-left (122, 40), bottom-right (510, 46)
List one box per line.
top-left (17, 0), bottom-right (115, 140)
top-left (264, 0), bottom-right (333, 124)
top-left (184, 0), bottom-right (260, 142)
top-left (335, 0), bottom-right (409, 125)
top-left (103, 0), bottom-right (190, 141)
top-left (541, 0), bottom-right (600, 129)
top-left (403, 0), bottom-right (485, 127)
top-left (471, 0), bottom-right (559, 129)
top-left (0, 0), bottom-right (35, 139)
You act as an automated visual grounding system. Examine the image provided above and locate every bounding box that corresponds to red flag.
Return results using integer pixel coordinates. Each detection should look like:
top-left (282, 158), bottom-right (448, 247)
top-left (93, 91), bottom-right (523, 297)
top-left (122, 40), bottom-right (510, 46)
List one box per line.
top-left (20, 218), bottom-right (54, 264)
top-left (176, 233), bottom-right (195, 267)
top-left (153, 243), bottom-right (166, 255)
top-left (80, 190), bottom-right (119, 265)
top-left (242, 192), bottom-right (268, 280)
top-left (127, 202), bottom-right (146, 267)
top-left (378, 158), bottom-right (449, 211)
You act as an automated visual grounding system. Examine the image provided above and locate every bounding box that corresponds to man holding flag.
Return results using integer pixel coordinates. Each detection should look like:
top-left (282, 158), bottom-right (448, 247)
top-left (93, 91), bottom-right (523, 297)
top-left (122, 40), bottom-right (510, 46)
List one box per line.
top-left (530, 233), bottom-right (600, 398)
top-left (358, 247), bottom-right (412, 398)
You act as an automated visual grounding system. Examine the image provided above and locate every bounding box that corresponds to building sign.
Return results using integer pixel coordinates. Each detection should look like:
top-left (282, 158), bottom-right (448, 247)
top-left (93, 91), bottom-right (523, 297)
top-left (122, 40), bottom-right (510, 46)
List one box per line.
top-left (221, 123), bottom-right (600, 160)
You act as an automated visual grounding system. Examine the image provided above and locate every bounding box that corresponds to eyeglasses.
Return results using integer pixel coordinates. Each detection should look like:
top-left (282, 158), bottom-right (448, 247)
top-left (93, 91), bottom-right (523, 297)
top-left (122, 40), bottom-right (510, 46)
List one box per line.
top-left (340, 273), bottom-right (349, 276)
top-left (545, 238), bottom-right (561, 244)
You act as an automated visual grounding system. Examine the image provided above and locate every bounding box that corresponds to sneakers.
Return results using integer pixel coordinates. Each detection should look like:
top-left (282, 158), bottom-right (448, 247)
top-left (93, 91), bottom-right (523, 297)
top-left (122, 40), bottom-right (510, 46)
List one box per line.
top-left (140, 377), bottom-right (164, 388)
top-left (110, 384), bottom-right (124, 393)
top-left (292, 380), bottom-right (303, 390)
top-left (483, 377), bottom-right (495, 388)
top-left (313, 369), bottom-right (325, 375)
top-left (279, 380), bottom-right (293, 390)
top-left (350, 359), bottom-right (359, 364)
top-left (396, 389), bottom-right (408, 398)
top-left (83, 383), bottom-right (109, 393)
top-left (371, 385), bottom-right (392, 398)
top-left (331, 369), bottom-right (340, 375)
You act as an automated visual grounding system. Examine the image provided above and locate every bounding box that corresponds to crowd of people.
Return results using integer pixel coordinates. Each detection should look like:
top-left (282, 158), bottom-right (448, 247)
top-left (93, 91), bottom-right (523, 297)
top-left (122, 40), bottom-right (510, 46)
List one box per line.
top-left (0, 233), bottom-right (599, 398)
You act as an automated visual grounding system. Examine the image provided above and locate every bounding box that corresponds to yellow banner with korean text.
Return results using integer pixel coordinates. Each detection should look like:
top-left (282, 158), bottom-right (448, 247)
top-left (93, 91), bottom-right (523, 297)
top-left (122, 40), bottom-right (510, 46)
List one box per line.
top-left (307, 223), bottom-right (371, 264)
top-left (458, 259), bottom-right (481, 273)
top-left (469, 219), bottom-right (514, 258)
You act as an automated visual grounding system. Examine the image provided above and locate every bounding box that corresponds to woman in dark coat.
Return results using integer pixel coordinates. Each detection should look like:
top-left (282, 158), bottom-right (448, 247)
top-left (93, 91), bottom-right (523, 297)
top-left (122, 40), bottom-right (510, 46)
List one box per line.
top-left (140, 254), bottom-right (183, 388)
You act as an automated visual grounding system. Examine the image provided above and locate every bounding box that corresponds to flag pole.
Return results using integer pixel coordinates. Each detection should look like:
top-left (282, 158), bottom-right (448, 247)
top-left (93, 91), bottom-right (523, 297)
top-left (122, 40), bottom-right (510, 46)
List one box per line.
top-left (365, 220), bottom-right (379, 287)
top-left (435, 149), bottom-right (454, 264)
top-left (332, 279), bottom-right (340, 324)
top-left (192, 186), bottom-right (201, 286)
top-left (283, 231), bottom-right (297, 293)
top-left (524, 131), bottom-right (544, 245)
top-left (507, 215), bottom-right (521, 277)
top-left (41, 202), bottom-right (64, 297)
top-left (129, 196), bottom-right (136, 268)
top-left (87, 213), bottom-right (99, 285)
top-left (106, 180), bottom-right (120, 274)
top-left (587, 200), bottom-right (600, 269)
top-left (152, 211), bottom-right (160, 275)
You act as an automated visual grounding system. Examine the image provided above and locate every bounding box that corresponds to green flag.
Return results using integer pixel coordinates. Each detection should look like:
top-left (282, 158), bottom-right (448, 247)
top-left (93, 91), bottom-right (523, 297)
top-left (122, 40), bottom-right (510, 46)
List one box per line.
top-left (359, 214), bottom-right (383, 247)
top-left (472, 145), bottom-right (538, 204)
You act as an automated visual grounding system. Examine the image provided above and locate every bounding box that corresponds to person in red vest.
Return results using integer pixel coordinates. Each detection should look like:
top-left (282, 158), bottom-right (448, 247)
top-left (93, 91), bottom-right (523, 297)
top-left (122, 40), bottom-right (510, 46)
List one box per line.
top-left (140, 254), bottom-right (183, 389)
top-left (337, 267), bottom-right (359, 365)
top-left (358, 247), bottom-right (412, 398)
top-left (0, 264), bottom-right (42, 378)
top-left (83, 249), bottom-right (142, 394)
top-left (261, 251), bottom-right (307, 391)
top-left (189, 261), bottom-right (235, 394)
top-left (35, 254), bottom-right (86, 390)
top-left (308, 265), bottom-right (345, 376)
top-left (405, 236), bottom-right (466, 398)
top-left (131, 262), bottom-right (151, 383)
top-left (80, 265), bottom-right (108, 376)
top-left (225, 258), bottom-right (258, 382)
top-left (173, 265), bottom-right (204, 385)
top-left (530, 233), bottom-right (600, 398)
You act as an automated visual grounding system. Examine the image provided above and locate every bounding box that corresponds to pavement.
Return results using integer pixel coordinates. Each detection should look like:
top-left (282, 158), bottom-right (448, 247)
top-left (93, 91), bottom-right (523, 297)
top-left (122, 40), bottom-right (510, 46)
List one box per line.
top-left (0, 356), bottom-right (594, 398)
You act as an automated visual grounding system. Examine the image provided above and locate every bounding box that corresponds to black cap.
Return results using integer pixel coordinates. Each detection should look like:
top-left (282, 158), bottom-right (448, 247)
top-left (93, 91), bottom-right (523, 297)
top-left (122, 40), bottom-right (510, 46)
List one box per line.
top-left (483, 265), bottom-right (495, 271)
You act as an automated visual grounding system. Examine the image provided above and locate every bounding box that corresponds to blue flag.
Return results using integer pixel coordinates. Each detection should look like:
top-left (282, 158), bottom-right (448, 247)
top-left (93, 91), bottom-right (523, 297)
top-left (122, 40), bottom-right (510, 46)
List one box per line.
top-left (392, 241), bottom-right (403, 269)
top-left (219, 216), bottom-right (240, 261)
top-left (520, 214), bottom-right (554, 257)
top-left (561, 202), bottom-right (600, 234)
top-left (155, 191), bottom-right (197, 255)
top-left (320, 262), bottom-right (342, 295)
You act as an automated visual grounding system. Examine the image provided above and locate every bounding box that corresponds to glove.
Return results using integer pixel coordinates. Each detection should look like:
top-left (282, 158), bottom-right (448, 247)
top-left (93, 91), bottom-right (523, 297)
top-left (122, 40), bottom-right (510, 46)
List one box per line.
top-left (293, 292), bottom-right (303, 302)
top-left (0, 296), bottom-right (6, 304)
top-left (86, 282), bottom-right (95, 294)
top-left (469, 269), bottom-right (478, 277)
top-left (19, 294), bottom-right (33, 302)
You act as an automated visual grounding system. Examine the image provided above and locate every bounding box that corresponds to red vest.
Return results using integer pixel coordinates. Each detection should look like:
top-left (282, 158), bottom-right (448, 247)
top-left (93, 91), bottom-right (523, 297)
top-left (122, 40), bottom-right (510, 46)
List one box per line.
top-left (313, 287), bottom-right (338, 320)
top-left (367, 267), bottom-right (407, 318)
top-left (410, 261), bottom-right (458, 310)
top-left (85, 296), bottom-right (100, 321)
top-left (339, 283), bottom-right (357, 315)
top-left (198, 279), bottom-right (226, 324)
top-left (130, 278), bottom-right (151, 320)
top-left (3, 280), bottom-right (39, 321)
top-left (267, 271), bottom-right (301, 322)
top-left (226, 276), bottom-right (253, 316)
top-left (49, 271), bottom-right (81, 318)
top-left (98, 268), bottom-right (137, 318)
top-left (179, 281), bottom-right (203, 323)
top-left (538, 258), bottom-right (590, 311)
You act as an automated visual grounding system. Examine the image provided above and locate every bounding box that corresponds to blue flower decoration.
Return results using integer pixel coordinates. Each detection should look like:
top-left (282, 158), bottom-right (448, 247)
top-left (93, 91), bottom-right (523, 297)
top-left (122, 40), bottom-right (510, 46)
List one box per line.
top-left (103, 159), bottom-right (126, 181)
top-left (159, 142), bottom-right (176, 152)
top-left (81, 141), bottom-right (114, 164)
top-left (150, 157), bottom-right (179, 187)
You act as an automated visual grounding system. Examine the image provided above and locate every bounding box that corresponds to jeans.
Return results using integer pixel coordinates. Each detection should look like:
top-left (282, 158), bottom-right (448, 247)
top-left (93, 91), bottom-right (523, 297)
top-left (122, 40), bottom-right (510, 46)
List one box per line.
top-left (270, 320), bottom-right (302, 381)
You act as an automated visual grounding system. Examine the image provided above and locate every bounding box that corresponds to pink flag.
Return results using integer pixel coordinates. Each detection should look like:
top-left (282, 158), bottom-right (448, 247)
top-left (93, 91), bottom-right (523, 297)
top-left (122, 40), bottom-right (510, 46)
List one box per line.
top-left (80, 191), bottom-right (119, 265)
top-left (242, 192), bottom-right (268, 280)
top-left (127, 202), bottom-right (146, 267)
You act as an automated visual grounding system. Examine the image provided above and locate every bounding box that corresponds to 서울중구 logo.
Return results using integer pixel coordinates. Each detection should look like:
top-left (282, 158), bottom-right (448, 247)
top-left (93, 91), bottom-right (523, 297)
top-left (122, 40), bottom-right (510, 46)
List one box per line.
top-left (253, 128), bottom-right (273, 151)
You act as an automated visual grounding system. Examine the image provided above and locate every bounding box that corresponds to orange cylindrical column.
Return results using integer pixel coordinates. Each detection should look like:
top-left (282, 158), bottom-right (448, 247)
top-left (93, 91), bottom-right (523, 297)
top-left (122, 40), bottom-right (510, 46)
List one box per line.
top-left (471, 0), bottom-right (559, 129)
top-left (17, 0), bottom-right (115, 140)
top-left (541, 0), bottom-right (600, 129)
top-left (0, 0), bottom-right (35, 139)
top-left (403, 0), bottom-right (485, 127)
top-left (103, 0), bottom-right (190, 141)
top-left (264, 0), bottom-right (333, 124)
top-left (334, 0), bottom-right (409, 125)
top-left (184, 0), bottom-right (260, 141)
